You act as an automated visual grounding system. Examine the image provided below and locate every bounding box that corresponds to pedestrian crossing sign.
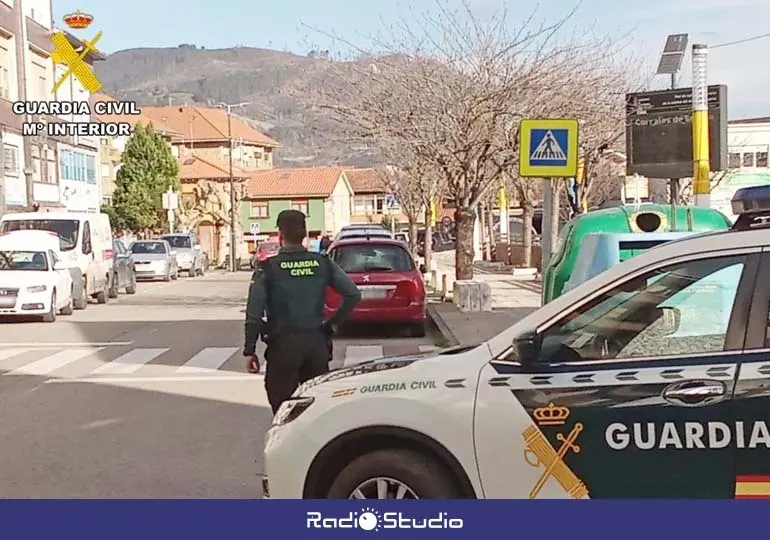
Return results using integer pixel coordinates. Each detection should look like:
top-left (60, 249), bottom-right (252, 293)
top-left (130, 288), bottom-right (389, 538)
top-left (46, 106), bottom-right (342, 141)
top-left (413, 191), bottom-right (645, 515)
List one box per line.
top-left (519, 119), bottom-right (579, 177)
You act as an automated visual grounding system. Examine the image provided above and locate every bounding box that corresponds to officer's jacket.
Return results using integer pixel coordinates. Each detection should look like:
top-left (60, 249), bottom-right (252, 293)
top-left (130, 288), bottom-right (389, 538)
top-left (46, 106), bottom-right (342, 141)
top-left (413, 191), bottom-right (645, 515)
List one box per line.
top-left (243, 245), bottom-right (360, 355)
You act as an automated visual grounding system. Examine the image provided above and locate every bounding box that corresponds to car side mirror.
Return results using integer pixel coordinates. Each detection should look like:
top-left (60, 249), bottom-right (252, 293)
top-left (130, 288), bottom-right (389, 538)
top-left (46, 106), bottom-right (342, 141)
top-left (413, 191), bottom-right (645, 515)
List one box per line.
top-left (419, 263), bottom-right (427, 274)
top-left (655, 306), bottom-right (681, 336)
top-left (194, 245), bottom-right (201, 251)
top-left (53, 261), bottom-right (65, 271)
top-left (170, 250), bottom-right (177, 257)
top-left (511, 330), bottom-right (541, 367)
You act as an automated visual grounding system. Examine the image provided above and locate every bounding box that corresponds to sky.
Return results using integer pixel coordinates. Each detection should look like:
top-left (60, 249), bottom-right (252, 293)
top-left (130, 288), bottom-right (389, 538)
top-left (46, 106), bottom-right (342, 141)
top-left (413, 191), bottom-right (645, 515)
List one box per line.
top-left (56, 0), bottom-right (769, 119)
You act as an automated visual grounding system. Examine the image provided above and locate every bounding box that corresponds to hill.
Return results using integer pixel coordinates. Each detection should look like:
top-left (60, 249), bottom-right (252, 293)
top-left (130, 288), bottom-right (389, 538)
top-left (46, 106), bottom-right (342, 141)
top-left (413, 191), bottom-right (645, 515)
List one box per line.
top-left (95, 45), bottom-right (376, 167)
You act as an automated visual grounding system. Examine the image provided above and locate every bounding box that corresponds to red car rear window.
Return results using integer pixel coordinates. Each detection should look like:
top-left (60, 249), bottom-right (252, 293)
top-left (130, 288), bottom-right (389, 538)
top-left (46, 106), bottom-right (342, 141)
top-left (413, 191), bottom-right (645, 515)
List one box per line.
top-left (330, 244), bottom-right (415, 273)
top-left (259, 242), bottom-right (279, 251)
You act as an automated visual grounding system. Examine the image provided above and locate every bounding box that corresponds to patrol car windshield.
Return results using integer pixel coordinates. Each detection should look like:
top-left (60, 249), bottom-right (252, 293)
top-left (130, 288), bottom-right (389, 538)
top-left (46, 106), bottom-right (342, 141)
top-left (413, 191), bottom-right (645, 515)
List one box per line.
top-left (162, 236), bottom-right (191, 248)
top-left (0, 251), bottom-right (49, 271)
top-left (131, 242), bottom-right (167, 254)
top-left (331, 244), bottom-right (415, 273)
top-left (0, 219), bottom-right (79, 251)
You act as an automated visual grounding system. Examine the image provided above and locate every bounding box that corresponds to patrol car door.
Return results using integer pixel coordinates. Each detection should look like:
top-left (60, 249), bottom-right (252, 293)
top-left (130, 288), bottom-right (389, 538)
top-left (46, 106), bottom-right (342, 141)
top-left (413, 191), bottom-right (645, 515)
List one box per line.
top-left (474, 251), bottom-right (760, 499)
top-left (732, 251), bottom-right (770, 498)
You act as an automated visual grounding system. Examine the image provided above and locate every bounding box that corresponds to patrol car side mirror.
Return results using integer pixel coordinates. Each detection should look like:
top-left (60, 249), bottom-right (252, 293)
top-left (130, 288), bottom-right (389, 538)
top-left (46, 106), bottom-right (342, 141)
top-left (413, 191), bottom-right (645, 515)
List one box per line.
top-left (656, 306), bottom-right (681, 336)
top-left (511, 330), bottom-right (541, 366)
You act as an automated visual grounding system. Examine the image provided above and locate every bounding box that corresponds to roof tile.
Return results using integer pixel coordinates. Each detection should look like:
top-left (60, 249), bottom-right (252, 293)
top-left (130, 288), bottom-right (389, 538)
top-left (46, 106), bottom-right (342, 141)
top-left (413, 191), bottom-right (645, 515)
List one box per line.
top-left (344, 168), bottom-right (388, 193)
top-left (179, 154), bottom-right (250, 180)
top-left (89, 93), bottom-right (182, 136)
top-left (248, 167), bottom-right (345, 198)
top-left (141, 105), bottom-right (280, 147)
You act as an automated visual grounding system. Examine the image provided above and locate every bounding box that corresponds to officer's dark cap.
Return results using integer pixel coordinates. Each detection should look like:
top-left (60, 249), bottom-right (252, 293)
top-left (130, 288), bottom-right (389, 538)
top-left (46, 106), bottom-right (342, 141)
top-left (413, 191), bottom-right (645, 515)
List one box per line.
top-left (276, 209), bottom-right (306, 233)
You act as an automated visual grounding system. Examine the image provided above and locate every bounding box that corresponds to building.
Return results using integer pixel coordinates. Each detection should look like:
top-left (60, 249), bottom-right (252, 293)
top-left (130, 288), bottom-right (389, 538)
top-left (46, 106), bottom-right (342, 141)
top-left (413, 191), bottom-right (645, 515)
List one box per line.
top-left (90, 93), bottom-right (181, 206)
top-left (0, 1), bottom-right (105, 213)
top-left (177, 154), bottom-right (250, 265)
top-left (140, 105), bottom-right (280, 170)
top-left (244, 167), bottom-right (353, 238)
top-left (727, 117), bottom-right (770, 170)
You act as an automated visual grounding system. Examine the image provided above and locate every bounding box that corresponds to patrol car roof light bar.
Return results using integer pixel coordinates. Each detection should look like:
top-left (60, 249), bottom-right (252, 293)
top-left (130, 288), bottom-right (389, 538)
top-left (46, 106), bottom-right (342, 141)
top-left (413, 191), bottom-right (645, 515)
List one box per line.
top-left (730, 186), bottom-right (770, 230)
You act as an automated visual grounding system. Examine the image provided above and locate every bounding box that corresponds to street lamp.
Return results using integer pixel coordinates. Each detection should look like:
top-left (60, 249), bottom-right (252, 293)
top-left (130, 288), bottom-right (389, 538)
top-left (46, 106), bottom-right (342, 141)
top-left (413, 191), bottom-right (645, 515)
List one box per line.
top-left (218, 101), bottom-right (250, 272)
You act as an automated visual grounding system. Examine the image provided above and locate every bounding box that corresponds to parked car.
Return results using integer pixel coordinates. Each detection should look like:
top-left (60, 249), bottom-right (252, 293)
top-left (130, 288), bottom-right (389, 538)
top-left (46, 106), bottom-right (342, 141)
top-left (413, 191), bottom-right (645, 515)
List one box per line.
top-left (250, 240), bottom-right (280, 269)
top-left (108, 239), bottom-right (137, 297)
top-left (336, 227), bottom-right (393, 241)
top-left (0, 211), bottom-right (113, 305)
top-left (129, 240), bottom-right (178, 281)
top-left (161, 233), bottom-right (206, 277)
top-left (0, 234), bottom-right (74, 322)
top-left (326, 238), bottom-right (427, 337)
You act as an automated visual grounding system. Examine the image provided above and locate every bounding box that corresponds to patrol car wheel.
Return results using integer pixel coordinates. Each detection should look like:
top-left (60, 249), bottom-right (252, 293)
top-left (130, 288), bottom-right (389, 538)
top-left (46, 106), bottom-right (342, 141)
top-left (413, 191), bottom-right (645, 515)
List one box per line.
top-left (327, 449), bottom-right (459, 499)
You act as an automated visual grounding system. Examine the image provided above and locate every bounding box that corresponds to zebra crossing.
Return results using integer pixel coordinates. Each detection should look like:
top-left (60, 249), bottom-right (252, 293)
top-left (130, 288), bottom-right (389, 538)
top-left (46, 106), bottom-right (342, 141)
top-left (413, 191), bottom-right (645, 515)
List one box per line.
top-left (0, 342), bottom-right (441, 382)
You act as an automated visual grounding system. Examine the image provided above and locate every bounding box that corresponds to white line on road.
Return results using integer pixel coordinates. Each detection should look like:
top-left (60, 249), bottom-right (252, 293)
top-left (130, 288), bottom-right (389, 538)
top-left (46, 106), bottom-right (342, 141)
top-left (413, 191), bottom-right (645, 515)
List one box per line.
top-left (45, 374), bottom-right (259, 384)
top-left (91, 348), bottom-right (168, 375)
top-left (176, 347), bottom-right (239, 373)
top-left (0, 342), bottom-right (133, 347)
top-left (5, 348), bottom-right (104, 375)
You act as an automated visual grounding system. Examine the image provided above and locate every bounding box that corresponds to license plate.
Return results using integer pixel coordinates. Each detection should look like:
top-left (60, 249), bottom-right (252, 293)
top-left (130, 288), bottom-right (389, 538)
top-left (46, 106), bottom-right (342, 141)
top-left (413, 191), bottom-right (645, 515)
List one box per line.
top-left (360, 286), bottom-right (388, 299)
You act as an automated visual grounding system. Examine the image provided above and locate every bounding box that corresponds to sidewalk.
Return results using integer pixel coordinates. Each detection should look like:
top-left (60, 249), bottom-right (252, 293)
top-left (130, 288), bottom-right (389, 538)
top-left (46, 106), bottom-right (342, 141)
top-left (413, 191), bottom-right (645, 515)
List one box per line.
top-left (425, 251), bottom-right (541, 346)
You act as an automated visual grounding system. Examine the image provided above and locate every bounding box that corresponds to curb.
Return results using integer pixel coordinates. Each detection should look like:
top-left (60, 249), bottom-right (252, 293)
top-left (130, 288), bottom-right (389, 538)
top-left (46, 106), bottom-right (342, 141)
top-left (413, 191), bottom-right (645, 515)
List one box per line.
top-left (427, 303), bottom-right (460, 347)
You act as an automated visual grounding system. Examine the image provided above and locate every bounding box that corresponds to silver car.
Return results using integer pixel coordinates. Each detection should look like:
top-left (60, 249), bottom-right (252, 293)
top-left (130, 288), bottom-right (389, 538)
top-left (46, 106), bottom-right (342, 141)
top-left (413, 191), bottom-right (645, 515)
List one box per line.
top-left (129, 240), bottom-right (178, 281)
top-left (160, 233), bottom-right (205, 277)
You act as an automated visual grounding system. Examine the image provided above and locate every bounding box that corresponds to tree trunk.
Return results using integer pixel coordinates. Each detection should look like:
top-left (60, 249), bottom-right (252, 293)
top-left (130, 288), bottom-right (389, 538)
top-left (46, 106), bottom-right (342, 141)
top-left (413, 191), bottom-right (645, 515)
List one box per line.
top-left (486, 204), bottom-right (496, 261)
top-left (408, 218), bottom-right (419, 255)
top-left (423, 207), bottom-right (433, 273)
top-left (454, 206), bottom-right (475, 280)
top-left (522, 202), bottom-right (534, 268)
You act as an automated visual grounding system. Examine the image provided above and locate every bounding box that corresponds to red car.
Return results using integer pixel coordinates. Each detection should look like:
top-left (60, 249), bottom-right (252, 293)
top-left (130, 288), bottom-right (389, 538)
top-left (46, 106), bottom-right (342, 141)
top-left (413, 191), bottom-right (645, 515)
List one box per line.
top-left (325, 238), bottom-right (427, 336)
top-left (256, 240), bottom-right (280, 262)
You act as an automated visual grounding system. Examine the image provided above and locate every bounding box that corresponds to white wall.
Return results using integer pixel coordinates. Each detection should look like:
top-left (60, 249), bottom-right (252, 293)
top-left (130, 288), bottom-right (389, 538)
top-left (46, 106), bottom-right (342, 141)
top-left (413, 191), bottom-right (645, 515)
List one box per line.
top-left (324, 177), bottom-right (351, 235)
top-left (58, 142), bottom-right (99, 211)
top-left (23, 0), bottom-right (52, 29)
top-left (3, 132), bottom-right (26, 206)
top-left (728, 122), bottom-right (770, 167)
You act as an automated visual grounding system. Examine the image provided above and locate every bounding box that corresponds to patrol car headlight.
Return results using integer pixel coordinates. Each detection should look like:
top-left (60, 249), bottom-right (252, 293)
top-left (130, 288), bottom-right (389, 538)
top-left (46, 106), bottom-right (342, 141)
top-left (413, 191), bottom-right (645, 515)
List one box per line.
top-left (26, 285), bottom-right (47, 293)
top-left (273, 397), bottom-right (314, 426)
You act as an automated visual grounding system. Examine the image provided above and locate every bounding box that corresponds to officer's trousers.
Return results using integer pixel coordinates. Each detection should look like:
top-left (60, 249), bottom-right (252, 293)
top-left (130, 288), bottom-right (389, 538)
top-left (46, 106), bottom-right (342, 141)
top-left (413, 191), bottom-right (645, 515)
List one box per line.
top-left (264, 330), bottom-right (330, 414)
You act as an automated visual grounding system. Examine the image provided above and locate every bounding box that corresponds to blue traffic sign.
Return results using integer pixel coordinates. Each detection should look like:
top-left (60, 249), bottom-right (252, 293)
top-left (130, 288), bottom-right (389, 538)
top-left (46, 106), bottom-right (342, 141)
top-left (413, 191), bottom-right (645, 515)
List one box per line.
top-left (385, 194), bottom-right (396, 209)
top-left (519, 119), bottom-right (579, 177)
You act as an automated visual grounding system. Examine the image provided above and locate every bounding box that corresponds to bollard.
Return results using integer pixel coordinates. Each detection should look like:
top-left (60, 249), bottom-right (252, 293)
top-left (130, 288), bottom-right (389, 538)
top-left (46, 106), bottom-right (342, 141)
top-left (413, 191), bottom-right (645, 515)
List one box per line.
top-left (441, 274), bottom-right (448, 301)
top-left (430, 270), bottom-right (438, 290)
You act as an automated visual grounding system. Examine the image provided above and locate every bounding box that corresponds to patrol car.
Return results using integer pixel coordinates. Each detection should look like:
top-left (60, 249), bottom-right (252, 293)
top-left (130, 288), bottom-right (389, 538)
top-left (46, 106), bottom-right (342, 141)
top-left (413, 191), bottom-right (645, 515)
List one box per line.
top-left (263, 186), bottom-right (770, 500)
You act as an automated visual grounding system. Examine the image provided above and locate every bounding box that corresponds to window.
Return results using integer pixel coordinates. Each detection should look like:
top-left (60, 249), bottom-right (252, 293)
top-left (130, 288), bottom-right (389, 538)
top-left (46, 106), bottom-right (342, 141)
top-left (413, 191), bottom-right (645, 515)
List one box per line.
top-left (756, 152), bottom-right (768, 168)
top-left (31, 61), bottom-right (46, 102)
top-left (0, 44), bottom-right (9, 99)
top-left (535, 255), bottom-right (746, 362)
top-left (4, 144), bottom-right (18, 174)
top-left (0, 219), bottom-right (80, 251)
top-left (81, 221), bottom-right (92, 255)
top-left (330, 244), bottom-right (415, 273)
top-left (291, 200), bottom-right (309, 215)
top-left (743, 153), bottom-right (755, 168)
top-left (131, 242), bottom-right (167, 254)
top-left (101, 164), bottom-right (110, 178)
top-left (86, 155), bottom-right (96, 184)
top-left (250, 201), bottom-right (268, 218)
top-left (353, 195), bottom-right (375, 215)
top-left (728, 152), bottom-right (741, 169)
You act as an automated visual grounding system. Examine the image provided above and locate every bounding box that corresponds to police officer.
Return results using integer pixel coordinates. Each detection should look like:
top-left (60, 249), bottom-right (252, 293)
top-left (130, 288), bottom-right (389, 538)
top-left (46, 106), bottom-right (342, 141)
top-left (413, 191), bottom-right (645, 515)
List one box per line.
top-left (243, 210), bottom-right (361, 414)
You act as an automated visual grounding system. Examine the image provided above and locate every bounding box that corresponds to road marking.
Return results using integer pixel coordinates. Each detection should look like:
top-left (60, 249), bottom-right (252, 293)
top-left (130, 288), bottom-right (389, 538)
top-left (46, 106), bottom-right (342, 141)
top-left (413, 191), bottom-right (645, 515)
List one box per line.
top-left (343, 345), bottom-right (384, 367)
top-left (6, 348), bottom-right (104, 375)
top-left (177, 347), bottom-right (238, 373)
top-left (91, 348), bottom-right (168, 375)
top-left (0, 341), bottom-right (132, 347)
top-left (45, 374), bottom-right (258, 384)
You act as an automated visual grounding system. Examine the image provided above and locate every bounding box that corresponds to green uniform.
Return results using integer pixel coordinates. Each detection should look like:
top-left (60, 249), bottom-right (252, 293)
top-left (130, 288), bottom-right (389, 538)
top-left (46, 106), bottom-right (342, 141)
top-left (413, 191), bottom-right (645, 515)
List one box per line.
top-left (243, 245), bottom-right (361, 412)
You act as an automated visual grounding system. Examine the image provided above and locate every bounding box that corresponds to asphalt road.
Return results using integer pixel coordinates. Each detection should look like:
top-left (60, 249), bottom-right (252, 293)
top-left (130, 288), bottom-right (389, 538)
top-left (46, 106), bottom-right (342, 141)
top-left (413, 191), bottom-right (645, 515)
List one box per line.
top-left (0, 271), bottom-right (439, 498)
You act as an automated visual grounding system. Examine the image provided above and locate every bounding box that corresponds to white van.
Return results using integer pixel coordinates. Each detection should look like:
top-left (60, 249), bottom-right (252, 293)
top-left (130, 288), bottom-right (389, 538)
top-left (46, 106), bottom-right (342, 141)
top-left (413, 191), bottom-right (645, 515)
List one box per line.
top-left (0, 212), bottom-right (113, 305)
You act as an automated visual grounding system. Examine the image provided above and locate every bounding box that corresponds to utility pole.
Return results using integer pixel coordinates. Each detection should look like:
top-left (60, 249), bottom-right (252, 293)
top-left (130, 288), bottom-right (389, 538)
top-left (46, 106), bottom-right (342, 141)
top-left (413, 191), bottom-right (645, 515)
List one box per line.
top-left (692, 44), bottom-right (711, 207)
top-left (219, 101), bottom-right (249, 272)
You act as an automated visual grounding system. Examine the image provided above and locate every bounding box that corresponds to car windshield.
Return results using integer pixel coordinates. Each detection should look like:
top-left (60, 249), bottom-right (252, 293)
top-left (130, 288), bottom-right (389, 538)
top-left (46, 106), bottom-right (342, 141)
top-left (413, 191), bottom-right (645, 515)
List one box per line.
top-left (0, 219), bottom-right (79, 251)
top-left (0, 251), bottom-right (48, 271)
top-left (259, 242), bottom-right (279, 251)
top-left (331, 244), bottom-right (414, 272)
top-left (163, 236), bottom-right (191, 249)
top-left (131, 242), bottom-right (167, 254)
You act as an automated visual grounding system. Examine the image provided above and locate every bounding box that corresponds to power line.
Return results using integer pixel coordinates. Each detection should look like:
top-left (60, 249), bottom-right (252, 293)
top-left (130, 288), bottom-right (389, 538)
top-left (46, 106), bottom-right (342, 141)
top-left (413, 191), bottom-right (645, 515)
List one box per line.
top-left (711, 32), bottom-right (770, 49)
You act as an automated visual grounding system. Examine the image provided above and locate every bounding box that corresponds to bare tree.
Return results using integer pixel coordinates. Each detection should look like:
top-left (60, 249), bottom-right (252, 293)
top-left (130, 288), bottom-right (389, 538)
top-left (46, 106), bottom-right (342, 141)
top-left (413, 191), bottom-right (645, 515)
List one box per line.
top-left (377, 164), bottom-right (423, 253)
top-left (304, 0), bottom-right (641, 279)
top-left (509, 174), bottom-right (542, 267)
